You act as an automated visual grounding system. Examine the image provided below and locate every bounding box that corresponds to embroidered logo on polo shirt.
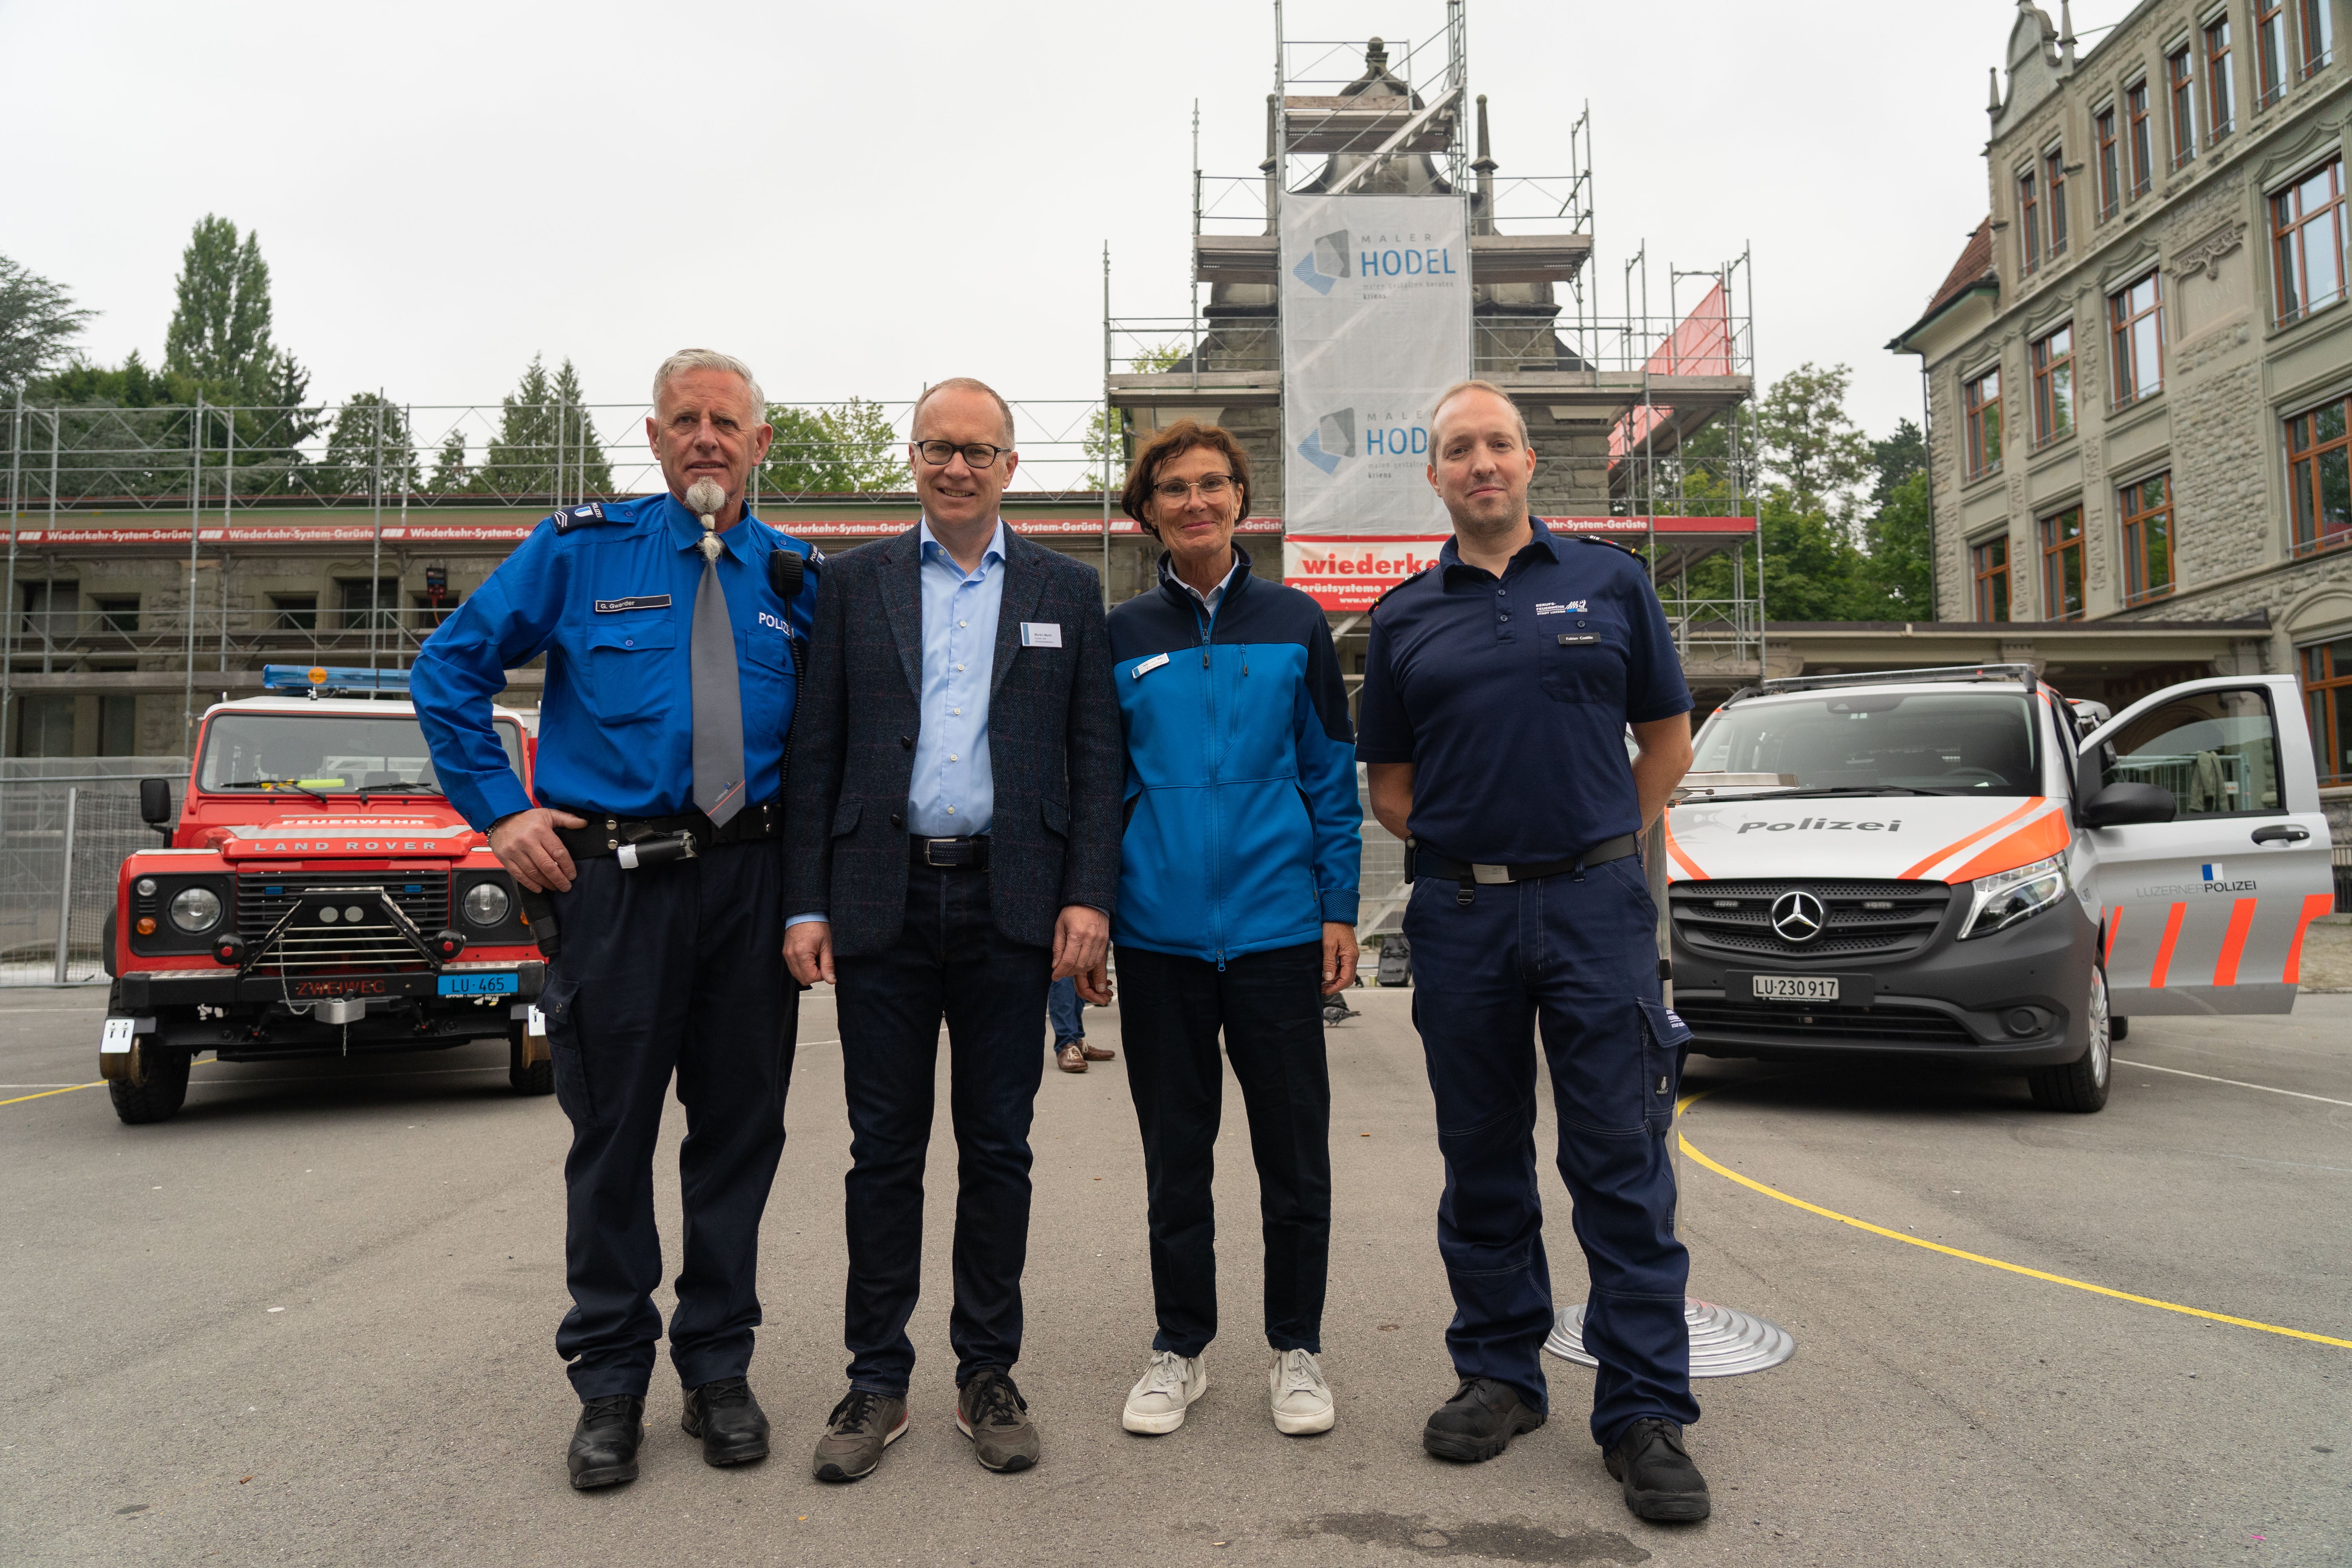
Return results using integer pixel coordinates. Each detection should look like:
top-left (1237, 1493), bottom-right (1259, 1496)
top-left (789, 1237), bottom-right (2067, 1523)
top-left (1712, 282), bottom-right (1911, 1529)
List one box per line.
top-left (1535, 600), bottom-right (1588, 615)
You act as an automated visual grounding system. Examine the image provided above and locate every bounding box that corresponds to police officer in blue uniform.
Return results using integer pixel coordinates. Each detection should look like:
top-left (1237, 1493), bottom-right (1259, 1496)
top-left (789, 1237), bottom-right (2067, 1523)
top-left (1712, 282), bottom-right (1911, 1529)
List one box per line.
top-left (1356, 380), bottom-right (1712, 1524)
top-left (413, 349), bottom-right (820, 1492)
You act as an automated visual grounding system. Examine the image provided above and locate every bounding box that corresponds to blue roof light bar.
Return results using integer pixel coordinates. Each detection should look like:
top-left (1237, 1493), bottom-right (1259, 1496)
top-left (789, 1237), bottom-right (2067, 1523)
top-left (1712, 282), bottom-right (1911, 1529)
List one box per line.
top-left (261, 664), bottom-right (413, 695)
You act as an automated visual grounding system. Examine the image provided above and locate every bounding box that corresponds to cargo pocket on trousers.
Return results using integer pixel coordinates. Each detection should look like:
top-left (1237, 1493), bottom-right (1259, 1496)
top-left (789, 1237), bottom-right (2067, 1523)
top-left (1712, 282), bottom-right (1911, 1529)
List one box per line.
top-left (1636, 998), bottom-right (1692, 1136)
top-left (539, 976), bottom-right (602, 1128)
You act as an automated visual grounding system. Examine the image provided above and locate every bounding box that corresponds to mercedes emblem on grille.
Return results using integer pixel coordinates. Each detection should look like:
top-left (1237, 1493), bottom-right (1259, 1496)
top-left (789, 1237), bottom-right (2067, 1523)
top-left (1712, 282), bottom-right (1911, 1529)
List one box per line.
top-left (1769, 889), bottom-right (1826, 943)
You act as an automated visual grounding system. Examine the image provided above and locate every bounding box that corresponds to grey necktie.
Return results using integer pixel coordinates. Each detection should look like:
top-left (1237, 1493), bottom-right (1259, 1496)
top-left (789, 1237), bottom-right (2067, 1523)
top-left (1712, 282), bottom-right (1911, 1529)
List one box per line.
top-left (690, 518), bottom-right (746, 827)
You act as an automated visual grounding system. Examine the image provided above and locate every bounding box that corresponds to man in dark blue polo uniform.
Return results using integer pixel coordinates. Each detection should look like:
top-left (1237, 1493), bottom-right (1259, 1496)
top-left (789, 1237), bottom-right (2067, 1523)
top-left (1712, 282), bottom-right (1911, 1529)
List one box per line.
top-left (414, 349), bottom-right (819, 1492)
top-left (1357, 379), bottom-right (1710, 1524)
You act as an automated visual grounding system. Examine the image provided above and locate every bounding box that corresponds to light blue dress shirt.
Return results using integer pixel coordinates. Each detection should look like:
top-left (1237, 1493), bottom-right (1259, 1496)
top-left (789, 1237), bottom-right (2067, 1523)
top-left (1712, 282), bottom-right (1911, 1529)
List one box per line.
top-left (907, 517), bottom-right (1007, 837)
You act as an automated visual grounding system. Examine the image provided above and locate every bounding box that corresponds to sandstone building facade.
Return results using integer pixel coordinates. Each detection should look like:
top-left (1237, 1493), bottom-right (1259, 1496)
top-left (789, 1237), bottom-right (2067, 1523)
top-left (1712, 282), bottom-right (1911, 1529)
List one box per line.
top-left (1893, 0), bottom-right (2352, 797)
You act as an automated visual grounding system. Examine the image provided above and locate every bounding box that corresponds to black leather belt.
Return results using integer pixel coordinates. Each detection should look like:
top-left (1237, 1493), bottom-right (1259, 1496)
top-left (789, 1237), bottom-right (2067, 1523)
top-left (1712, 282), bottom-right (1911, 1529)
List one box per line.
top-left (1412, 833), bottom-right (1639, 905)
top-left (552, 797), bottom-right (782, 861)
top-left (910, 834), bottom-right (991, 869)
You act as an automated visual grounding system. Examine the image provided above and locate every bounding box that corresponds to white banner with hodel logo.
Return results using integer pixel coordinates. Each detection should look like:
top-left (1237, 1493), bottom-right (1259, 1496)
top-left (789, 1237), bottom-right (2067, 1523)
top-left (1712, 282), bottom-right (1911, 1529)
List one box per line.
top-left (1278, 194), bottom-right (1470, 539)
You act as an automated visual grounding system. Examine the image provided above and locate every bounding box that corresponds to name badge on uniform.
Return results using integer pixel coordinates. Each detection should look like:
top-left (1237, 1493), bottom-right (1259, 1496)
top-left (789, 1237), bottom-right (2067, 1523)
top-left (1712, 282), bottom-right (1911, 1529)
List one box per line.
top-left (1131, 651), bottom-right (1170, 679)
top-left (1557, 633), bottom-right (1600, 646)
top-left (1020, 622), bottom-right (1063, 648)
top-left (595, 595), bottom-right (672, 614)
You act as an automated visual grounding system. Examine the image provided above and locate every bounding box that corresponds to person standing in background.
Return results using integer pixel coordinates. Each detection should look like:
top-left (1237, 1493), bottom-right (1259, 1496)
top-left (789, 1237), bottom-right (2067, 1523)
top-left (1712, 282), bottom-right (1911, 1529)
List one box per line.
top-left (1049, 975), bottom-right (1113, 1073)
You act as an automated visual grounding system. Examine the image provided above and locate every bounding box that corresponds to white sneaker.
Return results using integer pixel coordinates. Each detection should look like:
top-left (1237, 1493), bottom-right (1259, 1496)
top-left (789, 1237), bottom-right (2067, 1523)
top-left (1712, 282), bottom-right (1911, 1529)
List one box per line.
top-left (1269, 1348), bottom-right (1334, 1435)
top-left (1122, 1350), bottom-right (1209, 1434)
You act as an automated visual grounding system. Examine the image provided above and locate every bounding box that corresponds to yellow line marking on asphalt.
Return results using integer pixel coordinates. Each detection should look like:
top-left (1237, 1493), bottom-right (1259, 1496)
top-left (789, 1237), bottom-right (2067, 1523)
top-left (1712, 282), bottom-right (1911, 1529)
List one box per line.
top-left (0, 1082), bottom-right (102, 1107)
top-left (1675, 1085), bottom-right (2352, 1351)
top-left (2122, 1058), bottom-right (2352, 1108)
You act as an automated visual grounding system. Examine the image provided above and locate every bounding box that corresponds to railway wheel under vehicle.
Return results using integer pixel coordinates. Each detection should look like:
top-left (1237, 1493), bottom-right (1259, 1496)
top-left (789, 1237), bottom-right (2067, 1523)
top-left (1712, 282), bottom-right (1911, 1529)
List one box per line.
top-left (508, 1021), bottom-right (554, 1096)
top-left (2027, 961), bottom-right (2111, 1114)
top-left (108, 1042), bottom-right (191, 1125)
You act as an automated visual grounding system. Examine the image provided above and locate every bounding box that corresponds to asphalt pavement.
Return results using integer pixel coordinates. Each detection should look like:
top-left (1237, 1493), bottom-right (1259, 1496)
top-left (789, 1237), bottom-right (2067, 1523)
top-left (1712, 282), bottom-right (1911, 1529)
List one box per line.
top-left (2, 972), bottom-right (2346, 1568)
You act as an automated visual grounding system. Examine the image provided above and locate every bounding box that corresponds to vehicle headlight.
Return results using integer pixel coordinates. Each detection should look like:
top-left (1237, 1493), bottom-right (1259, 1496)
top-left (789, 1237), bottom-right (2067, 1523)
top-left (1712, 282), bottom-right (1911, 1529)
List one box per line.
top-left (168, 885), bottom-right (223, 934)
top-left (462, 880), bottom-right (513, 927)
top-left (1959, 855), bottom-right (2069, 940)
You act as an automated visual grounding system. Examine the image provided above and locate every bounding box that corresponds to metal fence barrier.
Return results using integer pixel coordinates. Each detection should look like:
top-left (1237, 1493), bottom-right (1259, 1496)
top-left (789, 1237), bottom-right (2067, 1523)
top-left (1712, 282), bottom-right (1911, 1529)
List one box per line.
top-left (0, 757), bottom-right (185, 986)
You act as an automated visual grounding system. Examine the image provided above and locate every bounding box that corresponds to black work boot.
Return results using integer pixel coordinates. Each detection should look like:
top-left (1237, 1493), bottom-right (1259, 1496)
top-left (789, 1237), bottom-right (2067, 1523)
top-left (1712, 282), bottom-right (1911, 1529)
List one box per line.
top-left (1421, 1377), bottom-right (1545, 1463)
top-left (1605, 1418), bottom-right (1712, 1522)
top-left (681, 1376), bottom-right (770, 1467)
top-left (567, 1394), bottom-right (646, 1490)
top-left (957, 1369), bottom-right (1042, 1473)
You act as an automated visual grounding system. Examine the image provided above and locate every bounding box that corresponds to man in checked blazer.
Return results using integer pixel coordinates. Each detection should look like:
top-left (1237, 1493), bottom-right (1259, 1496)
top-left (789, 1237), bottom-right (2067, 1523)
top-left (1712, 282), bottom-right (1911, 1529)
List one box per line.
top-left (783, 377), bottom-right (1121, 1483)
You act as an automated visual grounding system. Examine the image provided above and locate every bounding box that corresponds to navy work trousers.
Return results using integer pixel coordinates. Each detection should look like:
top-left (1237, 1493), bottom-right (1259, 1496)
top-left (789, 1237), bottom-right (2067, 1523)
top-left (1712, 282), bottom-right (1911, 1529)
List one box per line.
top-left (1400, 853), bottom-right (1699, 1447)
top-left (835, 863), bottom-right (1053, 1396)
top-left (540, 837), bottom-right (795, 1400)
top-left (1113, 940), bottom-right (1332, 1358)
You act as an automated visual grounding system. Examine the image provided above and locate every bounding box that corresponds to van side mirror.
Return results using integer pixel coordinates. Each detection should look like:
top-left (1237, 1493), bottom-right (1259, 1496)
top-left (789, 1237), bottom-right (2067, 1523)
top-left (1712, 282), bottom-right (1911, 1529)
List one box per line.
top-left (2081, 781), bottom-right (2175, 829)
top-left (139, 778), bottom-right (174, 835)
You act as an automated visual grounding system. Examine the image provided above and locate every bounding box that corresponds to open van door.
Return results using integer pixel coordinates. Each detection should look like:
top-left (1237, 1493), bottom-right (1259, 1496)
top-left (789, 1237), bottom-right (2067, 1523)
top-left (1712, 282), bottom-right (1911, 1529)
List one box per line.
top-left (2079, 674), bottom-right (2334, 1016)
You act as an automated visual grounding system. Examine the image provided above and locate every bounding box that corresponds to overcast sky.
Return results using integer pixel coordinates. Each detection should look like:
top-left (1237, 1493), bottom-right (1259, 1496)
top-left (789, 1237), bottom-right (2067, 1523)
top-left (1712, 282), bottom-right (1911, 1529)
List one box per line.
top-left (1, 0), bottom-right (2140, 456)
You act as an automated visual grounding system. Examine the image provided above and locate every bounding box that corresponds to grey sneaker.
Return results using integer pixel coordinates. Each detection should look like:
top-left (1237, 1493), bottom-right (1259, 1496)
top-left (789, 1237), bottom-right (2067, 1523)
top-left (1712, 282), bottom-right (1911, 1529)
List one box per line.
top-left (1122, 1349), bottom-right (1209, 1434)
top-left (1268, 1348), bottom-right (1334, 1435)
top-left (811, 1388), bottom-right (907, 1483)
top-left (956, 1369), bottom-right (1040, 1473)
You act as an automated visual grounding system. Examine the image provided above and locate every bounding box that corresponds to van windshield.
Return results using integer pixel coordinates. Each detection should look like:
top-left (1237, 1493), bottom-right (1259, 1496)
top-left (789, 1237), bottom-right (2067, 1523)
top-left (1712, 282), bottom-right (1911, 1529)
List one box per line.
top-left (1692, 691), bottom-right (2042, 796)
top-left (198, 713), bottom-right (523, 796)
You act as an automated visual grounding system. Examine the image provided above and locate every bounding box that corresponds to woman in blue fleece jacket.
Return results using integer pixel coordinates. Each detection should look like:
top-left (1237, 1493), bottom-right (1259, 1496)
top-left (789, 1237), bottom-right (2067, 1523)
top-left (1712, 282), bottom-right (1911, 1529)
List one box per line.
top-left (1104, 419), bottom-right (1362, 1440)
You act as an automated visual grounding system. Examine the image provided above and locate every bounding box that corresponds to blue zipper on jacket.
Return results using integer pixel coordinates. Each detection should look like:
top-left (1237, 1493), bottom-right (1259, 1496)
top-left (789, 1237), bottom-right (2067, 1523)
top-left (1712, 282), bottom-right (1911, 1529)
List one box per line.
top-left (1192, 592), bottom-right (1226, 969)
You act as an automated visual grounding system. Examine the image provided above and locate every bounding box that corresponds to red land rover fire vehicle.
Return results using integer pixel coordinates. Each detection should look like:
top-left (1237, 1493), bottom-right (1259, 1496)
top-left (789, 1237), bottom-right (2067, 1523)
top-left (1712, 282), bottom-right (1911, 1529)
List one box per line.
top-left (99, 665), bottom-right (550, 1125)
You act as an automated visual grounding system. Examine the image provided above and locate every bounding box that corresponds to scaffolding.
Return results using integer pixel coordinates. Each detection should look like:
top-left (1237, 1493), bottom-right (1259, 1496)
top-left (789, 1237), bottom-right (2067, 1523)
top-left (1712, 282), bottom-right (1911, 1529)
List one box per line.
top-left (1105, 2), bottom-right (1768, 697)
top-left (0, 394), bottom-right (1113, 755)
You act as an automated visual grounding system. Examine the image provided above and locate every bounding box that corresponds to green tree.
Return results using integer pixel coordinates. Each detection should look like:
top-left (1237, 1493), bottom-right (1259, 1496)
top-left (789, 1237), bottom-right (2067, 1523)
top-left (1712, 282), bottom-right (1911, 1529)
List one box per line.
top-left (317, 393), bottom-right (419, 498)
top-left (162, 215), bottom-right (280, 403)
top-left (761, 397), bottom-right (908, 495)
top-left (0, 255), bottom-right (97, 393)
top-left (430, 429), bottom-right (472, 493)
top-left (1756, 487), bottom-right (1866, 621)
top-left (1867, 417), bottom-right (1926, 509)
top-left (1853, 470), bottom-right (1934, 619)
top-left (479, 354), bottom-right (612, 497)
top-left (1753, 361), bottom-right (1871, 517)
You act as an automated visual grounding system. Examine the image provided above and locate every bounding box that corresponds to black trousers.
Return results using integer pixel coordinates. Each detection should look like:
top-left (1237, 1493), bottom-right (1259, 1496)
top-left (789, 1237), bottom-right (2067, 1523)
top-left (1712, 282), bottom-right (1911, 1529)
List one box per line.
top-left (1113, 940), bottom-right (1331, 1357)
top-left (540, 838), bottom-right (795, 1400)
top-left (835, 863), bottom-right (1053, 1395)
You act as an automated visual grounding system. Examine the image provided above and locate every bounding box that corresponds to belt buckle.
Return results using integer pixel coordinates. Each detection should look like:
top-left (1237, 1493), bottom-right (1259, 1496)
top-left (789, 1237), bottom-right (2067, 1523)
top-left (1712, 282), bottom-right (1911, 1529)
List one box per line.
top-left (1471, 863), bottom-right (1511, 885)
top-left (922, 838), bottom-right (959, 867)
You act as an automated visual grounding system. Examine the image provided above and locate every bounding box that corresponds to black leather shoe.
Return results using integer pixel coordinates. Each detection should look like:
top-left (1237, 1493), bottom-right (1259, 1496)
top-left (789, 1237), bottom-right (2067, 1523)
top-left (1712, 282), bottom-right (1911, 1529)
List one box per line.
top-left (1421, 1377), bottom-right (1544, 1463)
top-left (1605, 1418), bottom-right (1711, 1522)
top-left (682, 1376), bottom-right (771, 1467)
top-left (568, 1394), bottom-right (646, 1490)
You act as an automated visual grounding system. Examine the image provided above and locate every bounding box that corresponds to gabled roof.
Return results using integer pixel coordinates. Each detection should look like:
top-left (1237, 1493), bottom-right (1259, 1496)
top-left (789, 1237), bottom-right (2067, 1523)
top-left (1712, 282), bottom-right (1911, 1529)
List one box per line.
top-left (1887, 218), bottom-right (1998, 353)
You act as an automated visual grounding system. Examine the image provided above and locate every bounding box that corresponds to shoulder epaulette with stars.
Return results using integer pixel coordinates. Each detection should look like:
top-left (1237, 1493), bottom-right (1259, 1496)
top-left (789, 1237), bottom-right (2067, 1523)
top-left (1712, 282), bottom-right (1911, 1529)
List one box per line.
top-left (548, 502), bottom-right (618, 534)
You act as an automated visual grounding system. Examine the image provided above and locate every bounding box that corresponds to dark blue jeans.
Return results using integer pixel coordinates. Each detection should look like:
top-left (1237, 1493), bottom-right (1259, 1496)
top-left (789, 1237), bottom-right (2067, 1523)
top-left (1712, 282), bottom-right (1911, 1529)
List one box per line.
top-left (1047, 975), bottom-right (1085, 1045)
top-left (835, 862), bottom-right (1053, 1396)
top-left (541, 838), bottom-right (795, 1399)
top-left (1114, 940), bottom-right (1331, 1357)
top-left (1400, 854), bottom-right (1699, 1448)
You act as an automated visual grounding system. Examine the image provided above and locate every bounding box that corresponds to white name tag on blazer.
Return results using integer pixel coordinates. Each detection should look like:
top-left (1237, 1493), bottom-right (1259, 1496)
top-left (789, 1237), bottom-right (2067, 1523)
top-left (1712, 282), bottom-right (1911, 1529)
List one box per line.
top-left (1020, 622), bottom-right (1063, 648)
top-left (1131, 651), bottom-right (1171, 679)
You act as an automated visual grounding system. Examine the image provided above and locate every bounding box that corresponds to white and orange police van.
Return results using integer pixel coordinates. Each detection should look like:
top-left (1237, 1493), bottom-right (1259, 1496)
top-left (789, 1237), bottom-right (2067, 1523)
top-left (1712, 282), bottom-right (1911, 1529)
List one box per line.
top-left (1661, 664), bottom-right (2335, 1111)
top-left (98, 666), bottom-right (549, 1124)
